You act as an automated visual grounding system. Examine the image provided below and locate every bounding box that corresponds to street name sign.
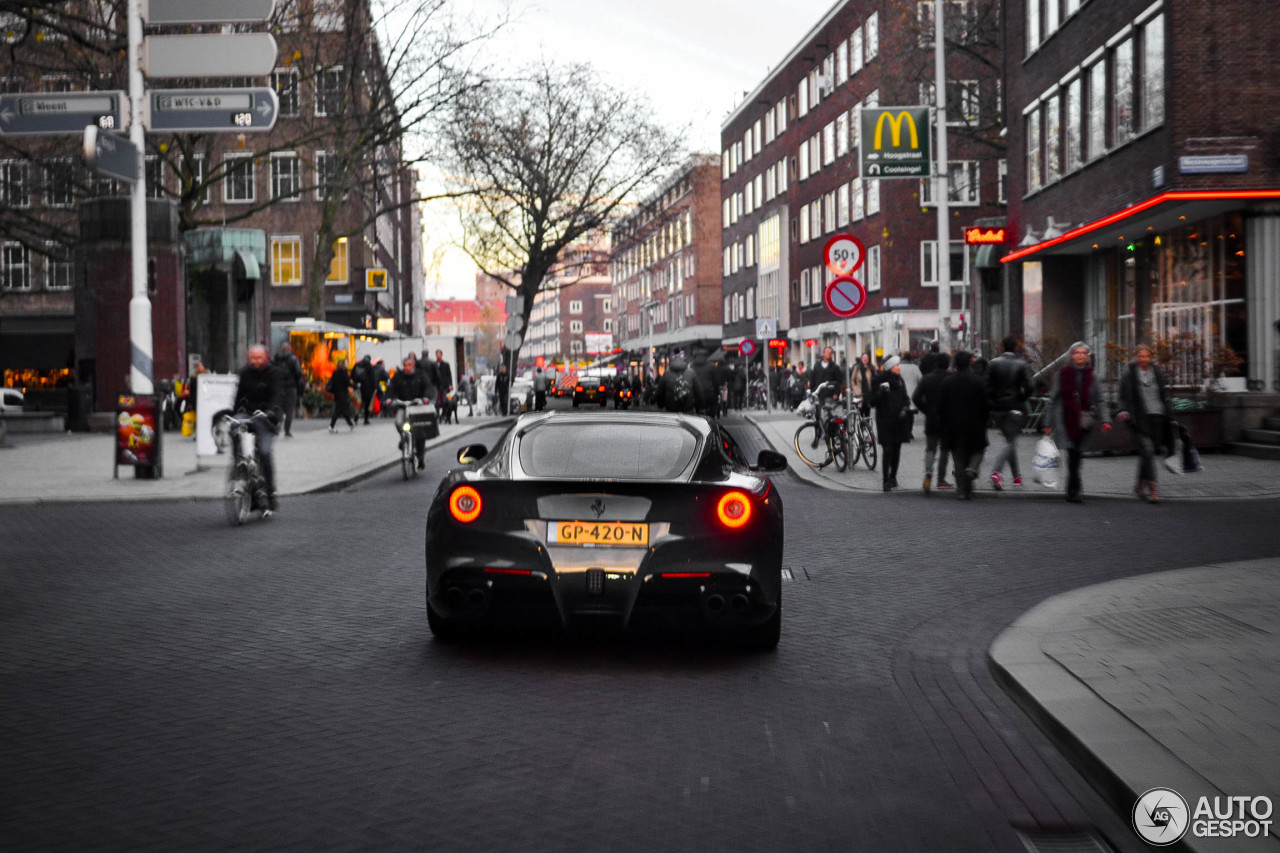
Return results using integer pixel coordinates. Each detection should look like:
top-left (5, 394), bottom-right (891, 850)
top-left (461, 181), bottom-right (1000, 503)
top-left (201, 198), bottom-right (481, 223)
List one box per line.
top-left (83, 126), bottom-right (139, 183)
top-left (860, 106), bottom-right (931, 179)
top-left (142, 0), bottom-right (275, 24)
top-left (823, 276), bottom-right (867, 319)
top-left (144, 88), bottom-right (279, 132)
top-left (0, 91), bottom-right (127, 136)
top-left (143, 33), bottom-right (278, 78)
top-left (823, 233), bottom-right (865, 277)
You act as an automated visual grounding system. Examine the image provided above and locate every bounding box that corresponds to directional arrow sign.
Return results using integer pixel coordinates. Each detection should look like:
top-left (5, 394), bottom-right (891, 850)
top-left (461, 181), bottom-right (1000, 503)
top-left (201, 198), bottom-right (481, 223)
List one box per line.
top-left (83, 125), bottom-right (139, 183)
top-left (823, 276), bottom-right (867, 318)
top-left (0, 91), bottom-right (127, 136)
top-left (143, 33), bottom-right (278, 79)
top-left (144, 88), bottom-right (279, 133)
top-left (142, 0), bottom-right (275, 24)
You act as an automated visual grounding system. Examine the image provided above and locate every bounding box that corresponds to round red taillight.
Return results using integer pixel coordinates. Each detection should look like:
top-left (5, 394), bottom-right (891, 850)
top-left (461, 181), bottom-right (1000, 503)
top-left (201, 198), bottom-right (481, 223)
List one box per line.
top-left (716, 491), bottom-right (752, 529)
top-left (449, 485), bottom-right (482, 523)
top-left (575, 385), bottom-right (584, 392)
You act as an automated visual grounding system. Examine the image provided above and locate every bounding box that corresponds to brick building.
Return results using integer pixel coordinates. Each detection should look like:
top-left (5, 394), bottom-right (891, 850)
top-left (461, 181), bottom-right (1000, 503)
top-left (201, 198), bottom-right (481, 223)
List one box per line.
top-left (524, 243), bottom-right (612, 368)
top-left (610, 155), bottom-right (723, 371)
top-left (0, 0), bottom-right (421, 393)
top-left (720, 0), bottom-right (1005, 370)
top-left (1002, 0), bottom-right (1280, 392)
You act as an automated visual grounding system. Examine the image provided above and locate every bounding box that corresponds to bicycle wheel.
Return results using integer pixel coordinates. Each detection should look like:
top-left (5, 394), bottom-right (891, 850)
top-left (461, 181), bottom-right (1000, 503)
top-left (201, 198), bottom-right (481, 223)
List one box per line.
top-left (224, 465), bottom-right (250, 526)
top-left (400, 435), bottom-right (413, 480)
top-left (830, 432), bottom-right (849, 471)
top-left (859, 424), bottom-right (878, 471)
top-left (793, 422), bottom-right (831, 468)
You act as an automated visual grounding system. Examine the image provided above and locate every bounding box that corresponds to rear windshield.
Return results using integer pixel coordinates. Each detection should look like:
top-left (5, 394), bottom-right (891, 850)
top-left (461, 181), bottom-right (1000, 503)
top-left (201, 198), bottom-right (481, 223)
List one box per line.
top-left (517, 421), bottom-right (700, 480)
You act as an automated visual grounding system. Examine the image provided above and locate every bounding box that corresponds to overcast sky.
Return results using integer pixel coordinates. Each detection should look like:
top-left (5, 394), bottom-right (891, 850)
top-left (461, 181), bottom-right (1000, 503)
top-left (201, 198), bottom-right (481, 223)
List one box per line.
top-left (425, 0), bottom-right (839, 297)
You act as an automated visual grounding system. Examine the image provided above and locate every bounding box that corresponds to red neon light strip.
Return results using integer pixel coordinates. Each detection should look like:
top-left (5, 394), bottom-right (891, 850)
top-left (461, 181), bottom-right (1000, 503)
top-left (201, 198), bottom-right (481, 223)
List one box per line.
top-left (484, 568), bottom-right (532, 575)
top-left (661, 572), bottom-right (712, 578)
top-left (1001, 190), bottom-right (1280, 263)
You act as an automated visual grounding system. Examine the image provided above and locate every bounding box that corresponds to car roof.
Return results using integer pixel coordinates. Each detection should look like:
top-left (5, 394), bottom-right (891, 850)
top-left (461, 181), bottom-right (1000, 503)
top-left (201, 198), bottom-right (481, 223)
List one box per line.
top-left (512, 409), bottom-right (712, 433)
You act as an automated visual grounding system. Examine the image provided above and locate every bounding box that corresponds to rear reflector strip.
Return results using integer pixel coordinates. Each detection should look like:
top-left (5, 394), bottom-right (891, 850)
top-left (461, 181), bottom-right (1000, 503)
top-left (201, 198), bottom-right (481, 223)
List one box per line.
top-left (484, 568), bottom-right (532, 575)
top-left (661, 572), bottom-right (711, 578)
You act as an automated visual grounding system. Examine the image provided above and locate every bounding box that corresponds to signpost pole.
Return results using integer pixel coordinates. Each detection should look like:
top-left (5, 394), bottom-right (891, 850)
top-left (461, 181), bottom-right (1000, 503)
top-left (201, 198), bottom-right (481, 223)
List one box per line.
top-left (934, 0), bottom-right (951, 350)
top-left (128, 0), bottom-right (152, 394)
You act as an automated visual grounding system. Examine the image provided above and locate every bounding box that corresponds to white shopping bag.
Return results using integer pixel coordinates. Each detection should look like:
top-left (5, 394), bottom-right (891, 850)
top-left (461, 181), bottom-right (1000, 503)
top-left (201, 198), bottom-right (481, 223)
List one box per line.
top-left (1032, 434), bottom-right (1062, 488)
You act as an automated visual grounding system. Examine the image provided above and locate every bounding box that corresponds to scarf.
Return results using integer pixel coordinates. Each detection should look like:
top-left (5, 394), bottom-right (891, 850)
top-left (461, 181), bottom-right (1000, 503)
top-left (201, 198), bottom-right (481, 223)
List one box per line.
top-left (1059, 365), bottom-right (1092, 444)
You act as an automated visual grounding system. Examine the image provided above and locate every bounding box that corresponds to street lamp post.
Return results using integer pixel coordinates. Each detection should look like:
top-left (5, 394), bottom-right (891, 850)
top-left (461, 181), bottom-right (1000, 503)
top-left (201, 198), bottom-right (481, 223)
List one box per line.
top-left (643, 299), bottom-right (658, 388)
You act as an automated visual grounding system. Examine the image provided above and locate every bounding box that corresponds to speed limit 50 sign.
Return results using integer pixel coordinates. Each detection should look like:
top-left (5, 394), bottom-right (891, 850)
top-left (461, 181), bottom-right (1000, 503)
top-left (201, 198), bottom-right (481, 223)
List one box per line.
top-left (824, 234), bottom-right (865, 278)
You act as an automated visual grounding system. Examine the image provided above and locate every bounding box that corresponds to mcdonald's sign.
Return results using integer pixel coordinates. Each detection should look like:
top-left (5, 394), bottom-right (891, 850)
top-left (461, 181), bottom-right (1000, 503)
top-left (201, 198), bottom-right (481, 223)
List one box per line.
top-left (860, 106), bottom-right (931, 179)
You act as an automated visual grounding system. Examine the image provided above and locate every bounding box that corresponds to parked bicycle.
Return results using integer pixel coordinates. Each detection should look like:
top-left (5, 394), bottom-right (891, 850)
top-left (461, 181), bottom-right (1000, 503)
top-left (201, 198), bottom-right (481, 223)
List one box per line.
top-left (846, 396), bottom-right (878, 470)
top-left (793, 382), bottom-right (850, 470)
top-left (224, 410), bottom-right (274, 525)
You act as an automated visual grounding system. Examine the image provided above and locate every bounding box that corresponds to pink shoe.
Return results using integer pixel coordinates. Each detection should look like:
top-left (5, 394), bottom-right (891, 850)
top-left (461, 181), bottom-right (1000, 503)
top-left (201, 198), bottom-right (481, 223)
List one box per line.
top-left (991, 471), bottom-right (1003, 491)
top-left (1012, 476), bottom-right (1023, 486)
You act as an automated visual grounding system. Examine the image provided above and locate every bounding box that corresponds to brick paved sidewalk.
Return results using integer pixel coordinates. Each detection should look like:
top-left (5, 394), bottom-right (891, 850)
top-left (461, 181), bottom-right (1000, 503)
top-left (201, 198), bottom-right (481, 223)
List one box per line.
top-left (744, 410), bottom-right (1280, 500)
top-left (0, 413), bottom-right (504, 504)
top-left (990, 560), bottom-right (1280, 853)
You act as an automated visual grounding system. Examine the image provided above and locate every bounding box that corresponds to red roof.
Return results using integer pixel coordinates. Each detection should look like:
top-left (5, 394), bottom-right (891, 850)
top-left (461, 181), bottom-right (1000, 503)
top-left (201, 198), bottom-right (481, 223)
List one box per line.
top-left (423, 299), bottom-right (505, 324)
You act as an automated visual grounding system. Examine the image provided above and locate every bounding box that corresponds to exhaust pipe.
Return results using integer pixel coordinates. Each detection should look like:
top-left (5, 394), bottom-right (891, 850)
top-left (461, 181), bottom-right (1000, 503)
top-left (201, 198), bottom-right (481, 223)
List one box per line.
top-left (729, 593), bottom-right (750, 613)
top-left (467, 588), bottom-right (489, 609)
top-left (704, 593), bottom-right (726, 615)
top-left (446, 587), bottom-right (465, 606)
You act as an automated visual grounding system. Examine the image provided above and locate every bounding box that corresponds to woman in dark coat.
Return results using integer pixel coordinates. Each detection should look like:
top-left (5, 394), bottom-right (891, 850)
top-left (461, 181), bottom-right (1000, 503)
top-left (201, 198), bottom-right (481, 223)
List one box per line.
top-left (852, 351), bottom-right (876, 417)
top-left (937, 351), bottom-right (990, 500)
top-left (326, 361), bottom-right (355, 431)
top-left (1045, 343), bottom-right (1111, 503)
top-left (870, 354), bottom-right (910, 491)
top-left (1118, 343), bottom-right (1172, 503)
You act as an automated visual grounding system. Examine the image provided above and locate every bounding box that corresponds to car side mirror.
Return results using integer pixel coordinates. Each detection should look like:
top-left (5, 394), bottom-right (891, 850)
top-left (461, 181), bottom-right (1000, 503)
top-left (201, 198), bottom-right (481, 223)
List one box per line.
top-left (457, 443), bottom-right (488, 465)
top-left (753, 449), bottom-right (787, 472)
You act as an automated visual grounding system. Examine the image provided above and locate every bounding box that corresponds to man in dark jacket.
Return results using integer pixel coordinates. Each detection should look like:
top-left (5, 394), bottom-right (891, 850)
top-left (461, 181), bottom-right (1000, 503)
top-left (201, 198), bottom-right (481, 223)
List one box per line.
top-left (809, 346), bottom-right (845, 400)
top-left (351, 354), bottom-right (377, 425)
top-left (654, 350), bottom-right (703, 414)
top-left (432, 350), bottom-right (454, 411)
top-left (870, 354), bottom-right (910, 492)
top-left (233, 344), bottom-right (283, 510)
top-left (272, 342), bottom-right (304, 437)
top-left (911, 350), bottom-right (952, 493)
top-left (985, 335), bottom-right (1035, 489)
top-left (938, 351), bottom-right (989, 500)
top-left (495, 364), bottom-right (510, 415)
top-left (689, 346), bottom-right (719, 416)
top-left (388, 356), bottom-right (432, 469)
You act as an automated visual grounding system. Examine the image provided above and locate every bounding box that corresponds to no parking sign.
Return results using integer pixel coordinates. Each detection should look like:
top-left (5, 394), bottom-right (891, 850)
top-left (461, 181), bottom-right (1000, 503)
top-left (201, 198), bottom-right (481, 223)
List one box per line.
top-left (739, 340), bottom-right (757, 357)
top-left (823, 276), bottom-right (867, 318)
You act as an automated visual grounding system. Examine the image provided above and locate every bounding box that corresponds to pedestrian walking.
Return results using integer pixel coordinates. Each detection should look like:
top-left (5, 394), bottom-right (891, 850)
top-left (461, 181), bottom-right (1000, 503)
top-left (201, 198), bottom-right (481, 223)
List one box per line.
top-left (351, 354), bottom-right (377, 425)
top-left (986, 336), bottom-right (1036, 489)
top-left (870, 354), bottom-right (910, 492)
top-left (495, 365), bottom-right (510, 415)
top-left (938, 351), bottom-right (989, 500)
top-left (731, 363), bottom-right (747, 410)
top-left (432, 350), bottom-right (454, 413)
top-left (1117, 343), bottom-right (1172, 503)
top-left (457, 370), bottom-right (475, 417)
top-left (911, 350), bottom-right (953, 493)
top-left (272, 343), bottom-right (304, 437)
top-left (326, 360), bottom-right (355, 431)
top-left (532, 366), bottom-right (550, 411)
top-left (852, 351), bottom-right (875, 417)
top-left (690, 346), bottom-right (720, 417)
top-left (1044, 343), bottom-right (1112, 503)
top-left (809, 346), bottom-right (844, 399)
top-left (654, 349), bottom-right (703, 414)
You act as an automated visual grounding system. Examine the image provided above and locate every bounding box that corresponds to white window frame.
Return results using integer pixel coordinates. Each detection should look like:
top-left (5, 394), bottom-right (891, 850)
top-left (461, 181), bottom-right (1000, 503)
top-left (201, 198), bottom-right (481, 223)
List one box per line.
top-left (271, 235), bottom-right (303, 286)
top-left (1, 241), bottom-right (31, 291)
top-left (569, 300), bottom-right (583, 314)
top-left (223, 153), bottom-right (255, 204)
top-left (44, 241), bottom-right (73, 291)
top-left (271, 152), bottom-right (301, 201)
top-left (272, 68), bottom-right (299, 117)
top-left (920, 240), bottom-right (969, 287)
top-left (1, 160), bottom-right (30, 208)
top-left (315, 65), bottom-right (343, 117)
top-left (866, 244), bottom-right (881, 292)
top-left (919, 161), bottom-right (980, 207)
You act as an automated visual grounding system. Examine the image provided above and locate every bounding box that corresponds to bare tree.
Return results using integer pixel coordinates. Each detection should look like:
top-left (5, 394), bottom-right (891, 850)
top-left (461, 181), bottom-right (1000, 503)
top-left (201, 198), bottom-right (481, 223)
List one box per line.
top-left (438, 60), bottom-right (683, 368)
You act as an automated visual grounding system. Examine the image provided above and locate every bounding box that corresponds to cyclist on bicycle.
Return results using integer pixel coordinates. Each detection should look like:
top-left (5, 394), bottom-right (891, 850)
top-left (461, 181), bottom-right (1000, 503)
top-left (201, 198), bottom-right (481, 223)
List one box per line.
top-left (387, 355), bottom-right (431, 469)
top-left (806, 347), bottom-right (845, 445)
top-left (232, 344), bottom-right (283, 511)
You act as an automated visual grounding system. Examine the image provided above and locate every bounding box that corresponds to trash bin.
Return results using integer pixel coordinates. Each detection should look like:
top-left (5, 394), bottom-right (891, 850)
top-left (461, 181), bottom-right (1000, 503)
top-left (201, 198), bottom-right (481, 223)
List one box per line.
top-left (66, 384), bottom-right (92, 433)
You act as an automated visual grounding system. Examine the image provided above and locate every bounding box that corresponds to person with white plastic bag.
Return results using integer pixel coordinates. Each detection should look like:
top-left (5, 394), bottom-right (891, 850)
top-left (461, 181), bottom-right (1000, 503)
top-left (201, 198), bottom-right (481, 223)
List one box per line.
top-left (1043, 344), bottom-right (1111, 503)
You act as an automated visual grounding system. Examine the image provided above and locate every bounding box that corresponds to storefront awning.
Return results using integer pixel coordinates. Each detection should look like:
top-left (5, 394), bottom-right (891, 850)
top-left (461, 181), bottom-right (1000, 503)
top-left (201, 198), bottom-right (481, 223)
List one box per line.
top-left (1003, 190), bottom-right (1280, 263)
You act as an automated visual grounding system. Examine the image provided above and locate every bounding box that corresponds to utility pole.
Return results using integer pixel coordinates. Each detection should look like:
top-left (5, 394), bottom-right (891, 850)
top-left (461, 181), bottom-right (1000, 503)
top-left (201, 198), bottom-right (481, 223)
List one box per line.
top-left (127, 0), bottom-right (152, 393)
top-left (934, 0), bottom-right (952, 349)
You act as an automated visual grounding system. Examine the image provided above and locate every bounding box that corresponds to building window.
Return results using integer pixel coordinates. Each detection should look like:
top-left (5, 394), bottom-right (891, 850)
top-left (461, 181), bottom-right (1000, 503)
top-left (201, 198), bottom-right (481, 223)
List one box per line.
top-left (798, 141), bottom-right (809, 180)
top-left (271, 236), bottom-right (303, 285)
top-left (800, 268), bottom-right (811, 306)
top-left (866, 177), bottom-right (879, 215)
top-left (1087, 60), bottom-right (1106, 160)
top-left (44, 159), bottom-right (74, 207)
top-left (723, 247), bottom-right (731, 277)
top-left (1, 160), bottom-right (29, 208)
top-left (1141, 13), bottom-right (1165, 130)
top-left (866, 244), bottom-right (881, 292)
top-left (271, 153), bottom-right (301, 200)
top-left (836, 40), bottom-right (848, 83)
top-left (1112, 37), bottom-right (1134, 146)
top-left (997, 159), bottom-right (1007, 204)
top-left (799, 203), bottom-right (810, 243)
top-left (823, 192), bottom-right (836, 233)
top-left (920, 161), bottom-right (980, 206)
top-left (797, 79), bottom-right (808, 117)
top-left (823, 121), bottom-right (836, 165)
top-left (603, 298), bottom-right (611, 312)
top-left (569, 300), bottom-right (582, 313)
top-left (223, 154), bottom-right (255, 203)
top-left (837, 183), bottom-right (850, 227)
top-left (1064, 76), bottom-right (1083, 172)
top-left (1025, 105), bottom-right (1041, 192)
top-left (273, 68), bottom-right (299, 117)
top-left (325, 236), bottom-right (348, 284)
top-left (316, 150), bottom-right (340, 199)
top-left (865, 12), bottom-right (878, 59)
top-left (569, 320), bottom-right (583, 333)
top-left (920, 240), bottom-right (968, 287)
top-left (851, 27), bottom-right (864, 73)
top-left (43, 241), bottom-right (73, 291)
top-left (1044, 92), bottom-right (1061, 183)
top-left (145, 156), bottom-right (164, 199)
top-left (1, 242), bottom-right (31, 291)
top-left (852, 178), bottom-right (865, 221)
top-left (312, 0), bottom-right (343, 31)
top-left (315, 65), bottom-right (344, 116)
top-left (1026, 0), bottom-right (1041, 53)
top-left (185, 154), bottom-right (208, 204)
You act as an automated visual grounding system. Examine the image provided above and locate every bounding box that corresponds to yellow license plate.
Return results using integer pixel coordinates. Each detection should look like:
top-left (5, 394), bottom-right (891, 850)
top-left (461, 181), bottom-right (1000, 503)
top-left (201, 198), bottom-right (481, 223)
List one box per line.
top-left (551, 521), bottom-right (649, 547)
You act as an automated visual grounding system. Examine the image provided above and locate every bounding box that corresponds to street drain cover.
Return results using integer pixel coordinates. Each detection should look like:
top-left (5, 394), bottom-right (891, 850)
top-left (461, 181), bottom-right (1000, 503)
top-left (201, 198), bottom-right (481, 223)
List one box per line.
top-left (1016, 829), bottom-right (1114, 853)
top-left (1088, 605), bottom-right (1266, 643)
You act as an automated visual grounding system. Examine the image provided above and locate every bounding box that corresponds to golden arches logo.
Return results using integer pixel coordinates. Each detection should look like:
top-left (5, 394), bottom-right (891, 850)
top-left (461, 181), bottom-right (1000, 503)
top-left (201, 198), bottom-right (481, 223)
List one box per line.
top-left (873, 111), bottom-right (920, 151)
